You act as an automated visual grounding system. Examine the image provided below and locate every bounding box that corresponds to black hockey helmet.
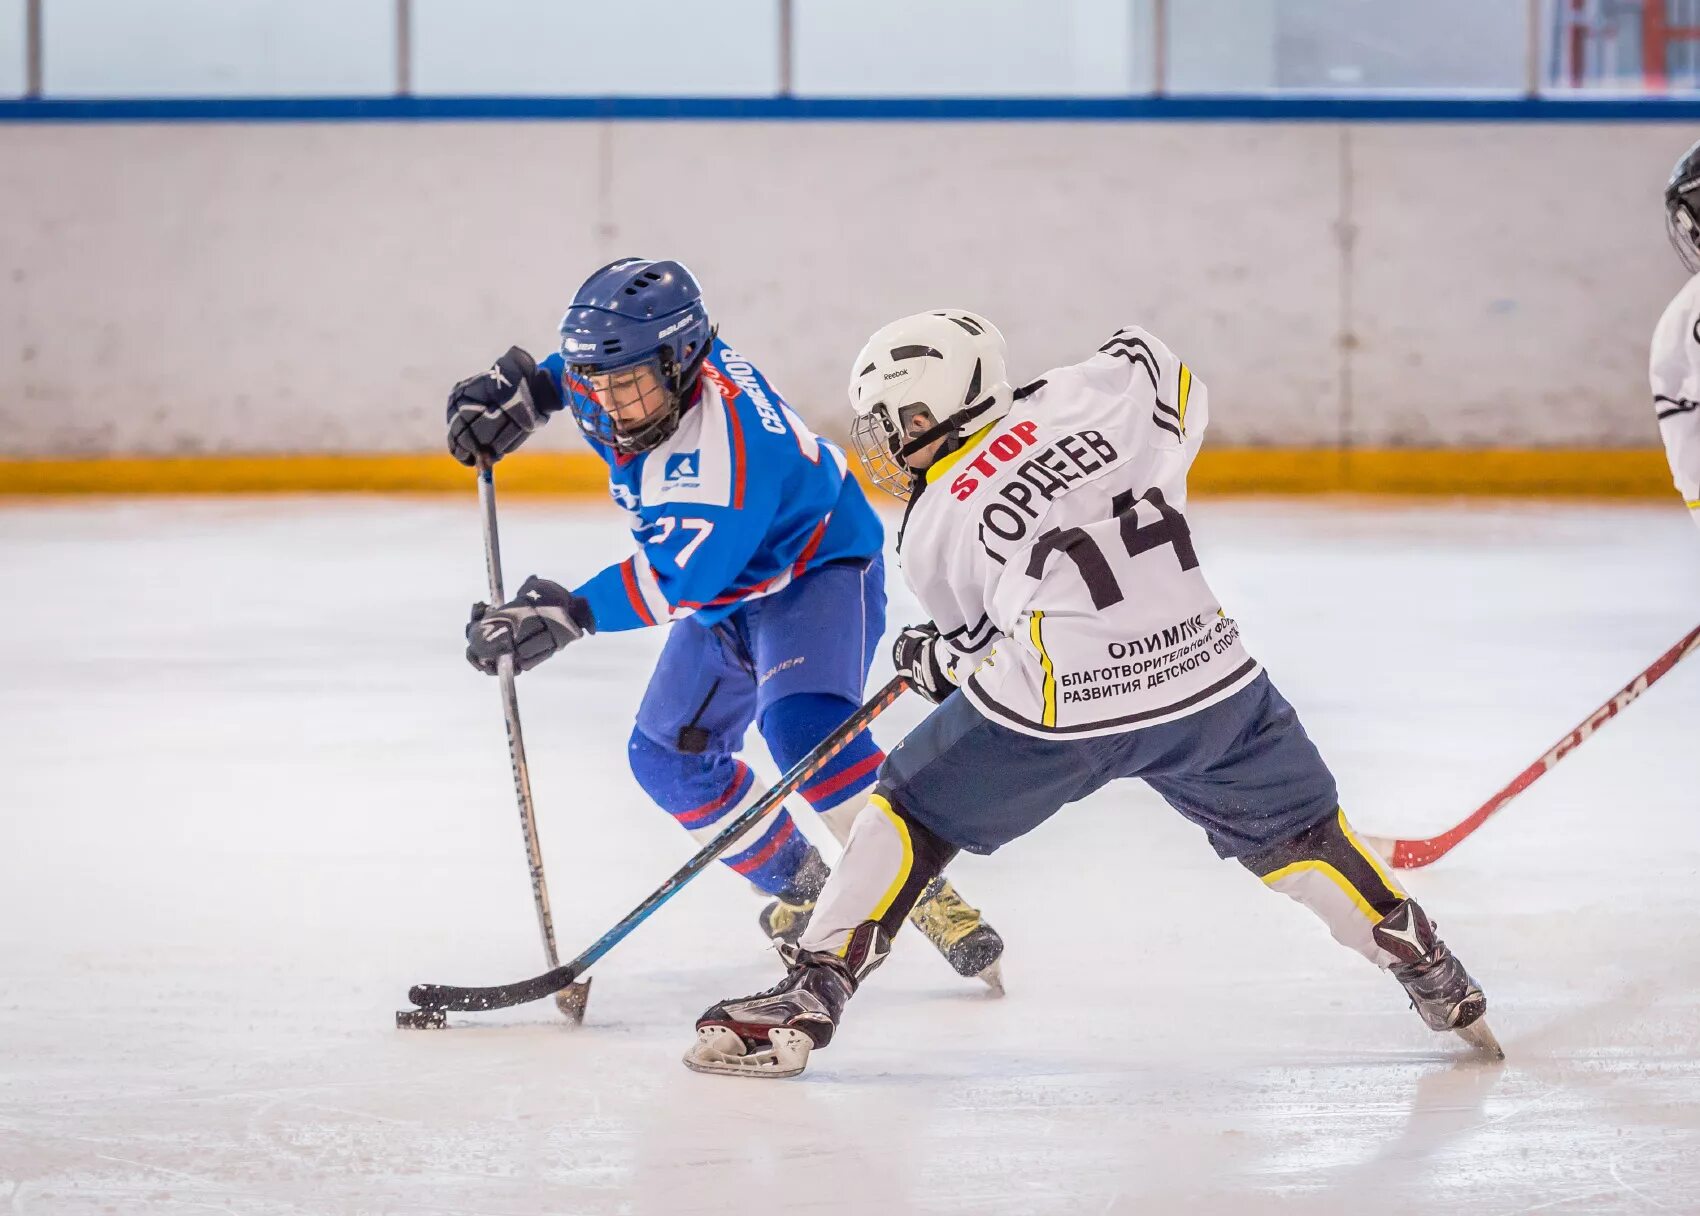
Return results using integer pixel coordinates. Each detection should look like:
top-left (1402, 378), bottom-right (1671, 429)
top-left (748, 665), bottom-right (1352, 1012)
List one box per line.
top-left (1665, 138), bottom-right (1700, 272)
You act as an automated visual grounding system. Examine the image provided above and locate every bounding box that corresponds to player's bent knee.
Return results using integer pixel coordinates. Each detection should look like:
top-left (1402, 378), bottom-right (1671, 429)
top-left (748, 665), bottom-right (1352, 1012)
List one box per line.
top-left (627, 724), bottom-right (700, 779)
top-left (626, 725), bottom-right (741, 813)
top-left (1240, 807), bottom-right (1406, 913)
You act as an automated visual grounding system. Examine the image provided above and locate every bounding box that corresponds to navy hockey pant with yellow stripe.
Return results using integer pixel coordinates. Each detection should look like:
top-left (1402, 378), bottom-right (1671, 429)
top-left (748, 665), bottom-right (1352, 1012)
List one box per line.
top-left (800, 672), bottom-right (1414, 970)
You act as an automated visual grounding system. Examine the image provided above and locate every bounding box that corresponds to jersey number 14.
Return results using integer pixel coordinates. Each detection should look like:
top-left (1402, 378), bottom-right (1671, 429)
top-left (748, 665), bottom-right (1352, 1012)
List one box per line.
top-left (1023, 487), bottom-right (1199, 610)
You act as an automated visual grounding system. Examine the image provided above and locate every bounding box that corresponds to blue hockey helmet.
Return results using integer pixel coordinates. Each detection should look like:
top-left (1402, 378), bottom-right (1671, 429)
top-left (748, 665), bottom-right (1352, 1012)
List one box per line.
top-left (558, 258), bottom-right (714, 453)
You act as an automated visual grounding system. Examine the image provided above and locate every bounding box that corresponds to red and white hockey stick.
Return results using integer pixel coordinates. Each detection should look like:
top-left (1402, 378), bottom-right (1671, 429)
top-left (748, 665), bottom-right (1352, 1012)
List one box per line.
top-left (1362, 622), bottom-right (1700, 870)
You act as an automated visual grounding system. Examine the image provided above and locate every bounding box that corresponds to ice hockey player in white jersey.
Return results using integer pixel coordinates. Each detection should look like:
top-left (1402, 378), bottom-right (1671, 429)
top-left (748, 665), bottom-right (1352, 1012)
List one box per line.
top-left (1653, 139), bottom-right (1700, 534)
top-left (683, 310), bottom-right (1501, 1078)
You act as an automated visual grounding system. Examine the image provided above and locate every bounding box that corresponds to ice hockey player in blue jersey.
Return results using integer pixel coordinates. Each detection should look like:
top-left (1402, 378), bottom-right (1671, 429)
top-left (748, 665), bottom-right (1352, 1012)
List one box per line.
top-left (443, 258), bottom-right (1003, 984)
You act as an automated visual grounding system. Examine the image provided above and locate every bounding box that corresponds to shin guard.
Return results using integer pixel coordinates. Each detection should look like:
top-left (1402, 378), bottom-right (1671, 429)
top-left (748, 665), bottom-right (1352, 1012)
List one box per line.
top-left (797, 789), bottom-right (956, 957)
top-left (1241, 808), bottom-right (1409, 967)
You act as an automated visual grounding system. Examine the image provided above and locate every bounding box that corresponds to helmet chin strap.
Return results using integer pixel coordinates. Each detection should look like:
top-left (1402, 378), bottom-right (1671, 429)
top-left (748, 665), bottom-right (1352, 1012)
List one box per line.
top-left (895, 396), bottom-right (998, 464)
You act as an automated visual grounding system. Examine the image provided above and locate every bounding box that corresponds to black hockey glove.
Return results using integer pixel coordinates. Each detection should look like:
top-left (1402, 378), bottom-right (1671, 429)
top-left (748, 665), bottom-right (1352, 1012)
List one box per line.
top-left (465, 575), bottom-right (595, 675)
top-left (445, 346), bottom-right (563, 468)
top-left (892, 622), bottom-right (957, 704)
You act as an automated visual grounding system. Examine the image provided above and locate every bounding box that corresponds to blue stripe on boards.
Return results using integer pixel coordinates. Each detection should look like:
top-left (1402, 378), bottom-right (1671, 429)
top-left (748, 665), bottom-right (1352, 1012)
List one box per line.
top-left (6, 94), bottom-right (1700, 123)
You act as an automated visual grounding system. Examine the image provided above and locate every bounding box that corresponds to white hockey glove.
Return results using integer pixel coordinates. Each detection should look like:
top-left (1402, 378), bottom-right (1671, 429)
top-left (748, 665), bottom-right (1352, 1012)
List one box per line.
top-left (891, 622), bottom-right (958, 704)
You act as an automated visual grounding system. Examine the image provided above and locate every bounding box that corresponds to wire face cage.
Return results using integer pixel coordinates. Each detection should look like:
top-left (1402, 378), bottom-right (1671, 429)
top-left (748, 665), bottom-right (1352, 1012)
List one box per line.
top-left (565, 362), bottom-right (680, 454)
top-left (850, 408), bottom-right (918, 502)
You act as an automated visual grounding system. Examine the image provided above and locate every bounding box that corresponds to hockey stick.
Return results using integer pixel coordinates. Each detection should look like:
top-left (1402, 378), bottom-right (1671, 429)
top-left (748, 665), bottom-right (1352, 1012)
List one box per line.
top-left (434, 460), bottom-right (589, 1024)
top-left (1362, 622), bottom-right (1700, 870)
top-left (397, 674), bottom-right (911, 1019)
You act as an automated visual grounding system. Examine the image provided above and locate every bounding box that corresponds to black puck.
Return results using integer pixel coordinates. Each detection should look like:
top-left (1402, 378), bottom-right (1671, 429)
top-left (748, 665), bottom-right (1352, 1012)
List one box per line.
top-left (395, 1008), bottom-right (447, 1030)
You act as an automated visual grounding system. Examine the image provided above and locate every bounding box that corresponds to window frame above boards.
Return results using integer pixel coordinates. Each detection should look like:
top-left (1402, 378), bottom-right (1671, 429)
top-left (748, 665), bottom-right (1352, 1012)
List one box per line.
top-left (5, 0), bottom-right (1700, 104)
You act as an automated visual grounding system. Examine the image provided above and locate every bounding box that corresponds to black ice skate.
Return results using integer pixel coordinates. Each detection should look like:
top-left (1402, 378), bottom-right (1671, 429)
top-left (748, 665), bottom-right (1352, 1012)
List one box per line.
top-left (684, 923), bottom-right (890, 1079)
top-left (756, 846), bottom-right (830, 947)
top-left (909, 876), bottom-right (1006, 994)
top-left (1373, 899), bottom-right (1503, 1060)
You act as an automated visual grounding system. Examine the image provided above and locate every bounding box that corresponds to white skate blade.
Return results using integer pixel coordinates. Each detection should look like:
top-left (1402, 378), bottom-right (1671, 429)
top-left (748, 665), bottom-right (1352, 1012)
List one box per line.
top-left (977, 960), bottom-right (1006, 997)
top-left (1454, 1016), bottom-right (1505, 1061)
top-left (682, 1025), bottom-right (813, 1079)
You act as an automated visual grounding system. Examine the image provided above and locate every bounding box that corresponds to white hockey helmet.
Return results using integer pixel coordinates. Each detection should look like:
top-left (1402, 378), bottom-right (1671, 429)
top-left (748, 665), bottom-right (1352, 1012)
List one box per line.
top-left (847, 310), bottom-right (1014, 501)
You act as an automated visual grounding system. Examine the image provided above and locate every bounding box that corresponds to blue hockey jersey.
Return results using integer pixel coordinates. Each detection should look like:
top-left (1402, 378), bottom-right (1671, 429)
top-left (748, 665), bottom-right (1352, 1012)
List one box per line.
top-left (538, 337), bottom-right (885, 631)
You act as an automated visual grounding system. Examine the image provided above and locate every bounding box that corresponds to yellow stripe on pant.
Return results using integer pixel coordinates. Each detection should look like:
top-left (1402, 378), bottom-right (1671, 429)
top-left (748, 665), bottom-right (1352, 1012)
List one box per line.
top-left (1335, 808), bottom-right (1407, 901)
top-left (865, 794), bottom-right (916, 924)
top-left (1260, 861), bottom-right (1394, 965)
top-left (1260, 859), bottom-right (1381, 923)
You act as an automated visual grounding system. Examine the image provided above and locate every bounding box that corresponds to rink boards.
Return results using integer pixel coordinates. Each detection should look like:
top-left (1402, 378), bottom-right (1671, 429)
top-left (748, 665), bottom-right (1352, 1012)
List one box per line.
top-left (0, 119), bottom-right (1692, 475)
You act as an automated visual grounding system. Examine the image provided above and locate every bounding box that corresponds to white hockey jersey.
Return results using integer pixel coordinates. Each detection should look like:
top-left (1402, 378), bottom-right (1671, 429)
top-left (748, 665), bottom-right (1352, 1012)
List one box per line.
top-left (897, 326), bottom-right (1260, 740)
top-left (1649, 274), bottom-right (1700, 533)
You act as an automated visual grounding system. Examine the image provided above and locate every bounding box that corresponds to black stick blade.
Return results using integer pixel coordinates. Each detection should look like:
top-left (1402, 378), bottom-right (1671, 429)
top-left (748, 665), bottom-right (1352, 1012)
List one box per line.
top-left (408, 963), bottom-right (578, 1012)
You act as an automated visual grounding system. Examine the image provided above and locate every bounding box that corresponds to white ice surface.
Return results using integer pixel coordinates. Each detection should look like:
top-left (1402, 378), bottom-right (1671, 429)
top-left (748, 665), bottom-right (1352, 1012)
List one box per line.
top-left (2, 496), bottom-right (1698, 1215)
